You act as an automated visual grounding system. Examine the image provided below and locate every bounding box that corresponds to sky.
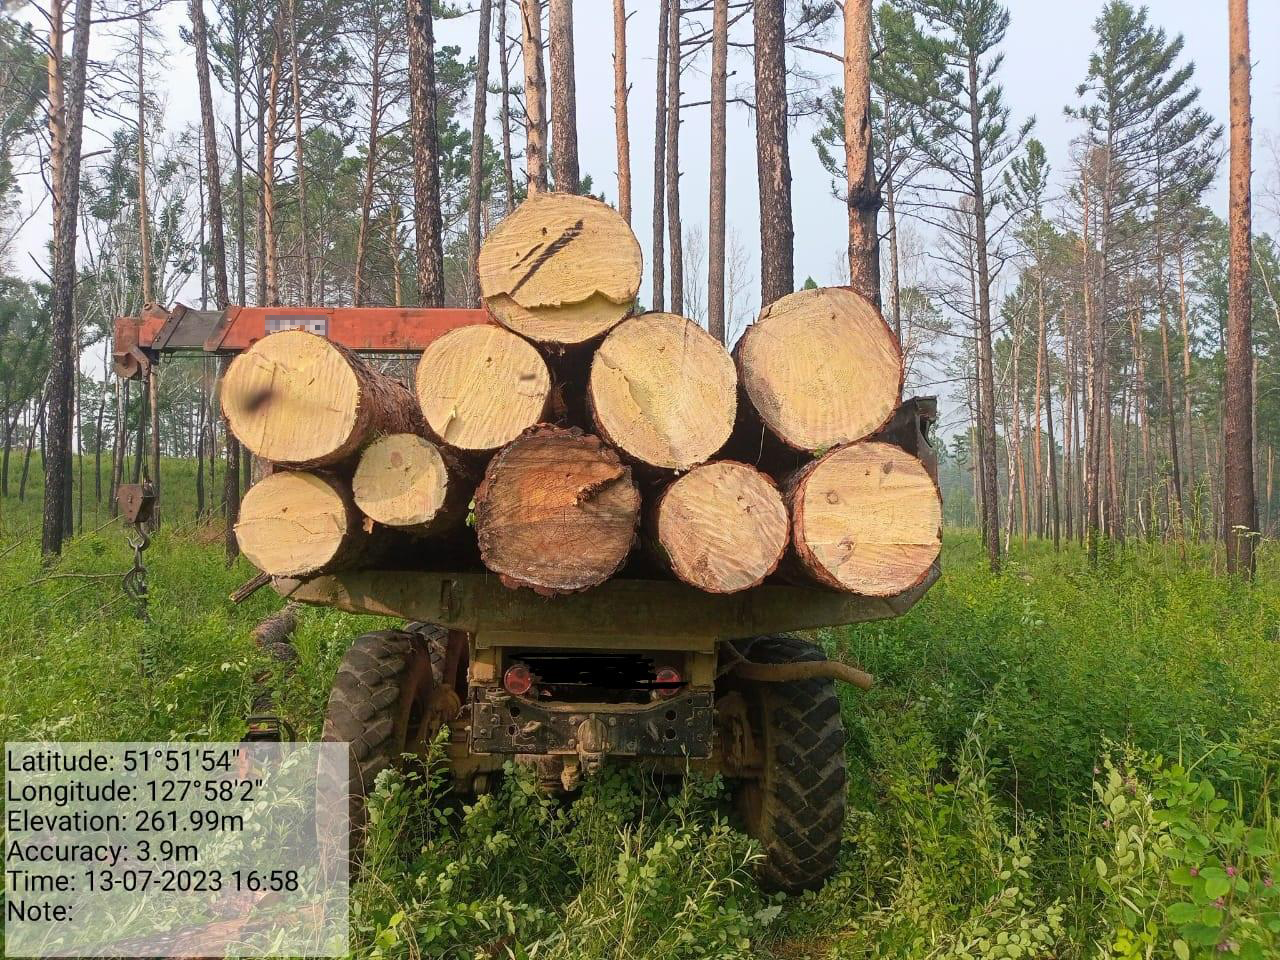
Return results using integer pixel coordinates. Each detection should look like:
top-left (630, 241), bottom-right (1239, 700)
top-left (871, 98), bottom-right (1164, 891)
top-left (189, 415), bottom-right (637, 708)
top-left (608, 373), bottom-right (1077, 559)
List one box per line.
top-left (8, 0), bottom-right (1280, 397)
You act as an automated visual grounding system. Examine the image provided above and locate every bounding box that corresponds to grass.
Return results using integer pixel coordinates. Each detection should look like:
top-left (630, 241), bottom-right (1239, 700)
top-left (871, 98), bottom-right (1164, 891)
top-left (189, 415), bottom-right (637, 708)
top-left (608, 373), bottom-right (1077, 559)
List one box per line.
top-left (2, 463), bottom-right (1278, 958)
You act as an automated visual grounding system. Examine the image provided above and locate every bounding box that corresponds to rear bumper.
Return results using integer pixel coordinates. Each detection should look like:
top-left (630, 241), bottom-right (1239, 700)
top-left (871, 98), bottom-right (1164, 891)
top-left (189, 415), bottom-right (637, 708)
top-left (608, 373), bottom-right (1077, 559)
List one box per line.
top-left (470, 689), bottom-right (715, 759)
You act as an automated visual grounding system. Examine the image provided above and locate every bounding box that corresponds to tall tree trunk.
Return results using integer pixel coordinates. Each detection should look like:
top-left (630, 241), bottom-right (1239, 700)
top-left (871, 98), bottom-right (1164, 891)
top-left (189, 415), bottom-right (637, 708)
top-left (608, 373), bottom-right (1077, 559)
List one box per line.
top-left (408, 0), bottom-right (445, 304)
top-left (263, 23), bottom-right (282, 305)
top-left (497, 0), bottom-right (515, 211)
top-left (753, 0), bottom-right (793, 307)
top-left (844, 0), bottom-right (879, 306)
top-left (467, 0), bottom-right (493, 303)
top-left (519, 0), bottom-right (548, 193)
top-left (136, 7), bottom-right (153, 305)
top-left (255, 32), bottom-right (267, 306)
top-left (1224, 0), bottom-right (1255, 576)
top-left (288, 0), bottom-right (312, 304)
top-left (548, 0), bottom-right (578, 193)
top-left (885, 158), bottom-right (902, 343)
top-left (191, 0), bottom-right (237, 554)
top-left (613, 0), bottom-right (631, 224)
top-left (651, 0), bottom-right (668, 312)
top-left (707, 0), bottom-right (726, 342)
top-left (665, 0), bottom-right (682, 314)
top-left (966, 51), bottom-right (1000, 572)
top-left (41, 0), bottom-right (91, 558)
top-left (354, 18), bottom-right (383, 307)
top-left (233, 23), bottom-right (247, 305)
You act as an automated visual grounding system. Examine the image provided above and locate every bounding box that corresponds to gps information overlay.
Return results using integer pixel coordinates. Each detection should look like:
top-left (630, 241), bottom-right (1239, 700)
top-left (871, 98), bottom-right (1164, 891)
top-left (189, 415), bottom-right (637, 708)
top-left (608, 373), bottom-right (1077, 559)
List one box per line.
top-left (4, 742), bottom-right (348, 957)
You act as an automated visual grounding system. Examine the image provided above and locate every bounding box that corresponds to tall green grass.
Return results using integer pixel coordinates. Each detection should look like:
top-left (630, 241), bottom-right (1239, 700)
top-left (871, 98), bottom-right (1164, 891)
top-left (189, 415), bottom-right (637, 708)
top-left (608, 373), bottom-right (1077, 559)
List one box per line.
top-left (1, 469), bottom-right (1277, 958)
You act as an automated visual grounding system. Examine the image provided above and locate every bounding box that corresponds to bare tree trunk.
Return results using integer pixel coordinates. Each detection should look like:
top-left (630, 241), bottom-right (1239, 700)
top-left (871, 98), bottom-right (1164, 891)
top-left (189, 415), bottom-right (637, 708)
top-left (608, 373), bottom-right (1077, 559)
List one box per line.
top-left (354, 15), bottom-right (383, 307)
top-left (263, 23), bottom-right (282, 305)
top-left (254, 30), bottom-right (267, 306)
top-left (233, 30), bottom-right (247, 306)
top-left (498, 0), bottom-right (515, 211)
top-left (468, 0), bottom-right (493, 304)
top-left (613, 0), bottom-right (631, 224)
top-left (885, 159), bottom-right (902, 343)
top-left (966, 52), bottom-right (1000, 572)
top-left (844, 0), bottom-right (879, 306)
top-left (1178, 249), bottom-right (1194, 492)
top-left (548, 0), bottom-right (578, 193)
top-left (519, 0), bottom-right (548, 193)
top-left (1224, 0), bottom-right (1255, 576)
top-left (42, 0), bottom-right (91, 558)
top-left (191, 0), bottom-right (237, 554)
top-left (408, 0), bottom-right (445, 304)
top-left (707, 0), bottom-right (726, 342)
top-left (288, 0), bottom-right (312, 304)
top-left (665, 0), bottom-right (682, 314)
top-left (136, 6), bottom-right (152, 305)
top-left (651, 0), bottom-right (668, 312)
top-left (753, 0), bottom-right (793, 307)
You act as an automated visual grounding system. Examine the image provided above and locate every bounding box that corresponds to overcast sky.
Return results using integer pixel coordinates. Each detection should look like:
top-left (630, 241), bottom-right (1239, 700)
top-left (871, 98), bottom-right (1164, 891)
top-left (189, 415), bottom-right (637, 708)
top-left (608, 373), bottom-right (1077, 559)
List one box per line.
top-left (9, 0), bottom-right (1279, 363)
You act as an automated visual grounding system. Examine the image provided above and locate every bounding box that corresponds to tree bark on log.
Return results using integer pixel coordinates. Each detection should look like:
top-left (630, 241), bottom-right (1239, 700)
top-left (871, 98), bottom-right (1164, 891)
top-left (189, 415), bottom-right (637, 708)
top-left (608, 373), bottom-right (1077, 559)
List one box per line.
top-left (415, 324), bottom-right (552, 456)
top-left (353, 433), bottom-right (471, 537)
top-left (477, 192), bottom-right (641, 346)
top-left (735, 286), bottom-right (901, 452)
top-left (223, 329), bottom-right (422, 468)
top-left (588, 312), bottom-right (736, 471)
top-left (236, 470), bottom-right (369, 576)
top-left (612, 0), bottom-right (630, 224)
top-left (783, 441), bottom-right (941, 596)
top-left (648, 461), bottom-right (788, 594)
top-left (474, 426), bottom-right (640, 595)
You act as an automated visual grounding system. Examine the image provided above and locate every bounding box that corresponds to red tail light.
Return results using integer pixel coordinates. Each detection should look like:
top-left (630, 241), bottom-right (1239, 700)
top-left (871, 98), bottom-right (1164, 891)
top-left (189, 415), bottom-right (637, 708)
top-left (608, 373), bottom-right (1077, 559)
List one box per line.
top-left (503, 662), bottom-right (533, 696)
top-left (654, 666), bottom-right (682, 698)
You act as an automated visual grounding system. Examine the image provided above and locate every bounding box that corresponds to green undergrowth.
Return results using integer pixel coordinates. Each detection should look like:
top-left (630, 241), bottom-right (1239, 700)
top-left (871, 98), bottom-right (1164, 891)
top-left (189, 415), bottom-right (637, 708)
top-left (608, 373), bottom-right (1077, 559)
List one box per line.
top-left (2, 469), bottom-right (1277, 957)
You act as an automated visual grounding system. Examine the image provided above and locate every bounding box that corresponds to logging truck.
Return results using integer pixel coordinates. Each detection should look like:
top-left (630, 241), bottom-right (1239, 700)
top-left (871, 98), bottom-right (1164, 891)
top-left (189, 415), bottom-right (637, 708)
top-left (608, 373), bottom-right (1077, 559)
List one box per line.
top-left (116, 194), bottom-right (942, 892)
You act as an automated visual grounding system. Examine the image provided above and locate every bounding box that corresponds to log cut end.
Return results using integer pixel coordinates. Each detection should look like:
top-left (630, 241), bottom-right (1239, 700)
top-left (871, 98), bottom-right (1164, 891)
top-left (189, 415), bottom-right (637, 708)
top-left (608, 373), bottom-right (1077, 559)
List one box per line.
top-left (478, 192), bottom-right (642, 345)
top-left (236, 470), bottom-right (361, 577)
top-left (788, 441), bottom-right (941, 596)
top-left (222, 329), bottom-right (419, 466)
top-left (415, 324), bottom-right (552, 454)
top-left (353, 434), bottom-right (458, 534)
top-left (474, 426), bottom-right (641, 594)
top-left (653, 461), bottom-right (789, 593)
top-left (590, 312), bottom-right (736, 470)
top-left (737, 287), bottom-right (902, 452)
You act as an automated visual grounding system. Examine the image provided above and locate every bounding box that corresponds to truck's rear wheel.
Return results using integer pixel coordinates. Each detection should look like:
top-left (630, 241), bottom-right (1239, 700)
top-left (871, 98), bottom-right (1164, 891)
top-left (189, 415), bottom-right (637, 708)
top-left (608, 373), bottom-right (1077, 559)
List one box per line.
top-left (321, 625), bottom-right (448, 837)
top-left (732, 635), bottom-right (848, 893)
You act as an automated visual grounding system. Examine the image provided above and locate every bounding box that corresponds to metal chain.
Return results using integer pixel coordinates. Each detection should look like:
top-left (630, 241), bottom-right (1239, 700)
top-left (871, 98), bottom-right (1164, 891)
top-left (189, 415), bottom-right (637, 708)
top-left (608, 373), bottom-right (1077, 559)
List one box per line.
top-left (122, 524), bottom-right (151, 622)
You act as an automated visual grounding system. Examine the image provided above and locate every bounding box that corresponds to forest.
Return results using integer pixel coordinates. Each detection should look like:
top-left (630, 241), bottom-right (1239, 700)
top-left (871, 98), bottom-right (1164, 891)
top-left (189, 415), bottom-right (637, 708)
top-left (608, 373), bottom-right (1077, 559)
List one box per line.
top-left (0, 0), bottom-right (1274, 568)
top-left (1, 0), bottom-right (1277, 957)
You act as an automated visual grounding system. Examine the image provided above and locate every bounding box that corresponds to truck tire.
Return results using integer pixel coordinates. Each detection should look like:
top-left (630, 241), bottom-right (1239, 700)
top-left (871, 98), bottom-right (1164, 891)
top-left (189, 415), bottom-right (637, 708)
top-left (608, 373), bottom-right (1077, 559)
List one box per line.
top-left (733, 634), bottom-right (848, 893)
top-left (321, 625), bottom-right (446, 838)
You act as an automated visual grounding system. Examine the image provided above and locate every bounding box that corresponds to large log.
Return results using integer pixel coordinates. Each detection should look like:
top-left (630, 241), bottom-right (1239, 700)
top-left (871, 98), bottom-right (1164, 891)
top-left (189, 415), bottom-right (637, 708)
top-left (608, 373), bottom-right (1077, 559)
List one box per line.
top-left (784, 440), bottom-right (941, 596)
top-left (222, 329), bottom-right (421, 468)
top-left (352, 433), bottom-right (470, 537)
top-left (477, 192), bottom-right (643, 346)
top-left (648, 461), bottom-right (789, 594)
top-left (236, 470), bottom-right (368, 577)
top-left (414, 324), bottom-right (552, 456)
top-left (474, 426), bottom-right (641, 594)
top-left (735, 286), bottom-right (902, 452)
top-left (589, 312), bottom-right (736, 471)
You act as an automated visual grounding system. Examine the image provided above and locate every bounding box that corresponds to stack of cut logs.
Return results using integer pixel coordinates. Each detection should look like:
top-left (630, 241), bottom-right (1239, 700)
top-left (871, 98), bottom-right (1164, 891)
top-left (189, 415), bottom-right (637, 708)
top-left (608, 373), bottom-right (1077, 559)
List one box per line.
top-left (223, 193), bottom-right (942, 598)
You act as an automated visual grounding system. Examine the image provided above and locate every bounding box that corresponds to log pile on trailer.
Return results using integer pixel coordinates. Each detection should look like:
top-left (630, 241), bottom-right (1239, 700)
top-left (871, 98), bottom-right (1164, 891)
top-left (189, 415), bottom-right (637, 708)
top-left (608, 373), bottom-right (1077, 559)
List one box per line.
top-left (221, 192), bottom-right (942, 599)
